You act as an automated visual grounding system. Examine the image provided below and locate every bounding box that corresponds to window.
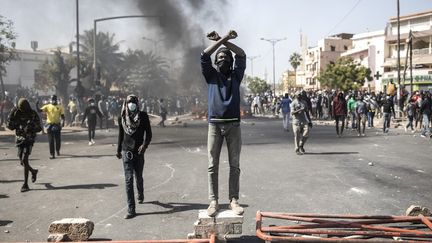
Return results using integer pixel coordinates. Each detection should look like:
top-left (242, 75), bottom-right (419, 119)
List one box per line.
top-left (330, 45), bottom-right (336, 52)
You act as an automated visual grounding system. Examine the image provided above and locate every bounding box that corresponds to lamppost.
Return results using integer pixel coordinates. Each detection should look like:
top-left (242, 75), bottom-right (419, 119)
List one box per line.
top-left (260, 37), bottom-right (287, 95)
top-left (93, 15), bottom-right (159, 83)
top-left (142, 37), bottom-right (165, 56)
top-left (247, 55), bottom-right (260, 77)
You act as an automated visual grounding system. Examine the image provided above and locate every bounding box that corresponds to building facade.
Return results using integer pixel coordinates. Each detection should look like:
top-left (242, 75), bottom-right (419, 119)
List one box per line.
top-left (382, 10), bottom-right (432, 92)
top-left (297, 33), bottom-right (353, 90)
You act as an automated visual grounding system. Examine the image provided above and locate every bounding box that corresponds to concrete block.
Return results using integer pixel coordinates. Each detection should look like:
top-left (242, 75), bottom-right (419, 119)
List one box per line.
top-left (47, 233), bottom-right (70, 242)
top-left (48, 218), bottom-right (94, 241)
top-left (198, 209), bottom-right (243, 224)
top-left (194, 210), bottom-right (243, 239)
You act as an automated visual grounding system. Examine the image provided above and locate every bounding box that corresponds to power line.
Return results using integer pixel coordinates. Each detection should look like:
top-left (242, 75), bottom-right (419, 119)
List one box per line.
top-left (326, 0), bottom-right (363, 36)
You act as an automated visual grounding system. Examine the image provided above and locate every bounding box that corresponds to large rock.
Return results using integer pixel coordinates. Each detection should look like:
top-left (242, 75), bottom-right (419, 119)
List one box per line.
top-left (189, 210), bottom-right (243, 240)
top-left (406, 205), bottom-right (431, 216)
top-left (48, 218), bottom-right (94, 241)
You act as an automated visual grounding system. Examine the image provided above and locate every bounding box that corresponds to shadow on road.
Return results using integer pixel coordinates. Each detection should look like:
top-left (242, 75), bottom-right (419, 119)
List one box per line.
top-left (34, 183), bottom-right (118, 190)
top-left (0, 220), bottom-right (13, 226)
top-left (59, 154), bottom-right (115, 159)
top-left (304, 152), bottom-right (359, 155)
top-left (0, 179), bottom-right (23, 183)
top-left (136, 200), bottom-right (249, 217)
top-left (0, 194), bottom-right (9, 199)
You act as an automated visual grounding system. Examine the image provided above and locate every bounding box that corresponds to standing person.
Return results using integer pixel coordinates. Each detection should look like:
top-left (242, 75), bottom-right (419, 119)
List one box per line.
top-left (290, 91), bottom-right (313, 155)
top-left (0, 95), bottom-right (14, 128)
top-left (67, 97), bottom-right (77, 126)
top-left (280, 93), bottom-right (291, 131)
top-left (201, 30), bottom-right (246, 217)
top-left (419, 93), bottom-right (431, 138)
top-left (405, 98), bottom-right (416, 133)
top-left (355, 96), bottom-right (367, 136)
top-left (381, 95), bottom-right (395, 134)
top-left (37, 95), bottom-right (65, 159)
top-left (7, 98), bottom-right (43, 192)
top-left (158, 98), bottom-right (167, 127)
top-left (332, 92), bottom-right (347, 137)
top-left (347, 95), bottom-right (357, 130)
top-left (81, 98), bottom-right (103, 146)
top-left (98, 96), bottom-right (109, 129)
top-left (116, 94), bottom-right (152, 219)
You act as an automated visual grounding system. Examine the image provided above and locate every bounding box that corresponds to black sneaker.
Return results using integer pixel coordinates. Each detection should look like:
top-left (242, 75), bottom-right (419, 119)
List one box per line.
top-left (50, 154), bottom-right (55, 159)
top-left (299, 146), bottom-right (305, 154)
top-left (295, 149), bottom-right (303, 155)
top-left (20, 184), bottom-right (30, 192)
top-left (31, 170), bottom-right (38, 183)
top-left (56, 151), bottom-right (60, 156)
top-left (124, 211), bottom-right (136, 219)
top-left (138, 197), bottom-right (144, 204)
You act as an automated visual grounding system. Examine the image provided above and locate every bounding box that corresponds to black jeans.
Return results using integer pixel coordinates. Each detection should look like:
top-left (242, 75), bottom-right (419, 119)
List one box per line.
top-left (122, 151), bottom-right (144, 214)
top-left (47, 125), bottom-right (61, 155)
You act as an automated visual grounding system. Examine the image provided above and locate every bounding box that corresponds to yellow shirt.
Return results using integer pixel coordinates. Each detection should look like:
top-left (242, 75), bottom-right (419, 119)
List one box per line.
top-left (68, 101), bottom-right (77, 113)
top-left (41, 104), bottom-right (64, 124)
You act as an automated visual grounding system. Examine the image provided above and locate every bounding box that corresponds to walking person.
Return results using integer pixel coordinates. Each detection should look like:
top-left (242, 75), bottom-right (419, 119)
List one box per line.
top-left (419, 93), bottom-right (431, 138)
top-left (98, 96), bottom-right (109, 129)
top-left (290, 91), bottom-right (313, 155)
top-left (116, 94), bottom-right (152, 219)
top-left (6, 98), bottom-right (43, 192)
top-left (347, 95), bottom-right (357, 130)
top-left (158, 98), bottom-right (167, 127)
top-left (381, 95), bottom-right (395, 134)
top-left (201, 30), bottom-right (246, 217)
top-left (405, 98), bottom-right (416, 133)
top-left (81, 98), bottom-right (103, 146)
top-left (332, 91), bottom-right (347, 137)
top-left (355, 96), bottom-right (367, 136)
top-left (67, 97), bottom-right (77, 126)
top-left (37, 95), bottom-right (65, 159)
top-left (280, 93), bottom-right (291, 132)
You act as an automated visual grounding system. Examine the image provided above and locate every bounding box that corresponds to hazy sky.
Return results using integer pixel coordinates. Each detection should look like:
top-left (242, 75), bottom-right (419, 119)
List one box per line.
top-left (2, 0), bottom-right (432, 84)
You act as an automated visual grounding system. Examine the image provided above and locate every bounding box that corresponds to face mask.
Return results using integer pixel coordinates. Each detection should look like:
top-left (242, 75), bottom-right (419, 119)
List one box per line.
top-left (90, 102), bottom-right (95, 106)
top-left (127, 102), bottom-right (137, 112)
top-left (217, 60), bottom-right (231, 74)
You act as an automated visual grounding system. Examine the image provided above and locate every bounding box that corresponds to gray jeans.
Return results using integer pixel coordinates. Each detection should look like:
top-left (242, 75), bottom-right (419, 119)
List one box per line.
top-left (292, 123), bottom-right (309, 150)
top-left (207, 122), bottom-right (241, 201)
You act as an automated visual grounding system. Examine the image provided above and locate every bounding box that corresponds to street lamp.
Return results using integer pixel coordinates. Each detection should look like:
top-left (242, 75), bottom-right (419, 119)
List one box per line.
top-left (261, 37), bottom-right (287, 95)
top-left (247, 55), bottom-right (260, 77)
top-left (142, 37), bottom-right (165, 55)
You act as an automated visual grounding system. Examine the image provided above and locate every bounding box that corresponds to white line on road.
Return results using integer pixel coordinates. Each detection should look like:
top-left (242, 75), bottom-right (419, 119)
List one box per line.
top-left (147, 163), bottom-right (175, 191)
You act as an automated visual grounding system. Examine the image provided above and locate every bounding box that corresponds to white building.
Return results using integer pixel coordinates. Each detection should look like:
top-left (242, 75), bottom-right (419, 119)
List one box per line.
top-left (341, 30), bottom-right (386, 92)
top-left (297, 33), bottom-right (353, 90)
top-left (382, 10), bottom-right (432, 92)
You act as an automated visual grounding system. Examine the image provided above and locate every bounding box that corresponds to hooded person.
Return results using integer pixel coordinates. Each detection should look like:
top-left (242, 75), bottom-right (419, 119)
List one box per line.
top-left (7, 98), bottom-right (43, 192)
top-left (201, 30), bottom-right (246, 217)
top-left (116, 94), bottom-right (152, 219)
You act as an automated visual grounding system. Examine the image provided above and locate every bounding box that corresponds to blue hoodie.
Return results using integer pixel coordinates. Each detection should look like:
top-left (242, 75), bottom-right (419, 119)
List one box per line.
top-left (201, 52), bottom-right (246, 123)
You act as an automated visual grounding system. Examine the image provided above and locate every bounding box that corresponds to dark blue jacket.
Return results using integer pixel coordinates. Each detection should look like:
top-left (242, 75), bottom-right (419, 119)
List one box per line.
top-left (201, 52), bottom-right (246, 123)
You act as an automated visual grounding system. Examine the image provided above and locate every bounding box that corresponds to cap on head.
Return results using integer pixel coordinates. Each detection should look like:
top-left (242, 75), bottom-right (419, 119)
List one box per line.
top-left (215, 47), bottom-right (233, 65)
top-left (126, 94), bottom-right (138, 104)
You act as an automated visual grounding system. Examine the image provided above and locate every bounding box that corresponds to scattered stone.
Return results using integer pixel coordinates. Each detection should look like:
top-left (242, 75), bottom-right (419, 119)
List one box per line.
top-left (4, 230), bottom-right (9, 233)
top-left (47, 233), bottom-right (70, 242)
top-left (48, 218), bottom-right (94, 241)
top-left (406, 205), bottom-right (431, 216)
top-left (368, 162), bottom-right (374, 166)
top-left (174, 117), bottom-right (179, 121)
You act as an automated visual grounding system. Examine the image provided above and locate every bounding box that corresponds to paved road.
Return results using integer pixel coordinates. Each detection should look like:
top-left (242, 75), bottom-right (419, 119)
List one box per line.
top-left (0, 117), bottom-right (431, 242)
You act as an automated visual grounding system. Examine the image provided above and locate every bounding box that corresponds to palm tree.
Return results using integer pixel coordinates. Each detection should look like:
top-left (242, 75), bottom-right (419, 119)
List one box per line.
top-left (289, 52), bottom-right (303, 86)
top-left (78, 29), bottom-right (124, 92)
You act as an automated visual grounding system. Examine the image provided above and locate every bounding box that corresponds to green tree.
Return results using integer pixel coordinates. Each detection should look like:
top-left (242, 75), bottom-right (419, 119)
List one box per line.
top-left (289, 52), bottom-right (302, 84)
top-left (123, 49), bottom-right (170, 96)
top-left (35, 49), bottom-right (75, 104)
top-left (78, 30), bottom-right (124, 92)
top-left (0, 15), bottom-right (17, 99)
top-left (246, 76), bottom-right (271, 94)
top-left (318, 57), bottom-right (372, 91)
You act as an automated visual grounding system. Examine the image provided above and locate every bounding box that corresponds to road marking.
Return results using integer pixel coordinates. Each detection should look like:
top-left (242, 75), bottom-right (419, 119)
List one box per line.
top-left (96, 206), bottom-right (127, 225)
top-left (147, 163), bottom-right (175, 191)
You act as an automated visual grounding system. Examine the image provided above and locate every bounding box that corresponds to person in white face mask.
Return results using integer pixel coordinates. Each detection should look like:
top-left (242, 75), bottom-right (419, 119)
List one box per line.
top-left (81, 98), bottom-right (103, 145)
top-left (116, 94), bottom-right (152, 219)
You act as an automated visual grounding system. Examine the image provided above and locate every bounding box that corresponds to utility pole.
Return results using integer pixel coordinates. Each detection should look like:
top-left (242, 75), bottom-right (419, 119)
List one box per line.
top-left (261, 37), bottom-right (287, 96)
top-left (75, 0), bottom-right (80, 86)
top-left (247, 55), bottom-right (260, 77)
top-left (396, 0), bottom-right (402, 112)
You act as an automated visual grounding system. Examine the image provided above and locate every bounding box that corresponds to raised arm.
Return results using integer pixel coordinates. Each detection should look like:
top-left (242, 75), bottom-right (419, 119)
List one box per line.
top-left (203, 30), bottom-right (238, 55)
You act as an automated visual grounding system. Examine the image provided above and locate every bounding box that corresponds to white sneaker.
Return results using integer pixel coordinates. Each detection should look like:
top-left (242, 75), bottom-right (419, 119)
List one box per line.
top-left (88, 141), bottom-right (93, 146)
top-left (91, 139), bottom-right (95, 144)
top-left (404, 127), bottom-right (407, 132)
